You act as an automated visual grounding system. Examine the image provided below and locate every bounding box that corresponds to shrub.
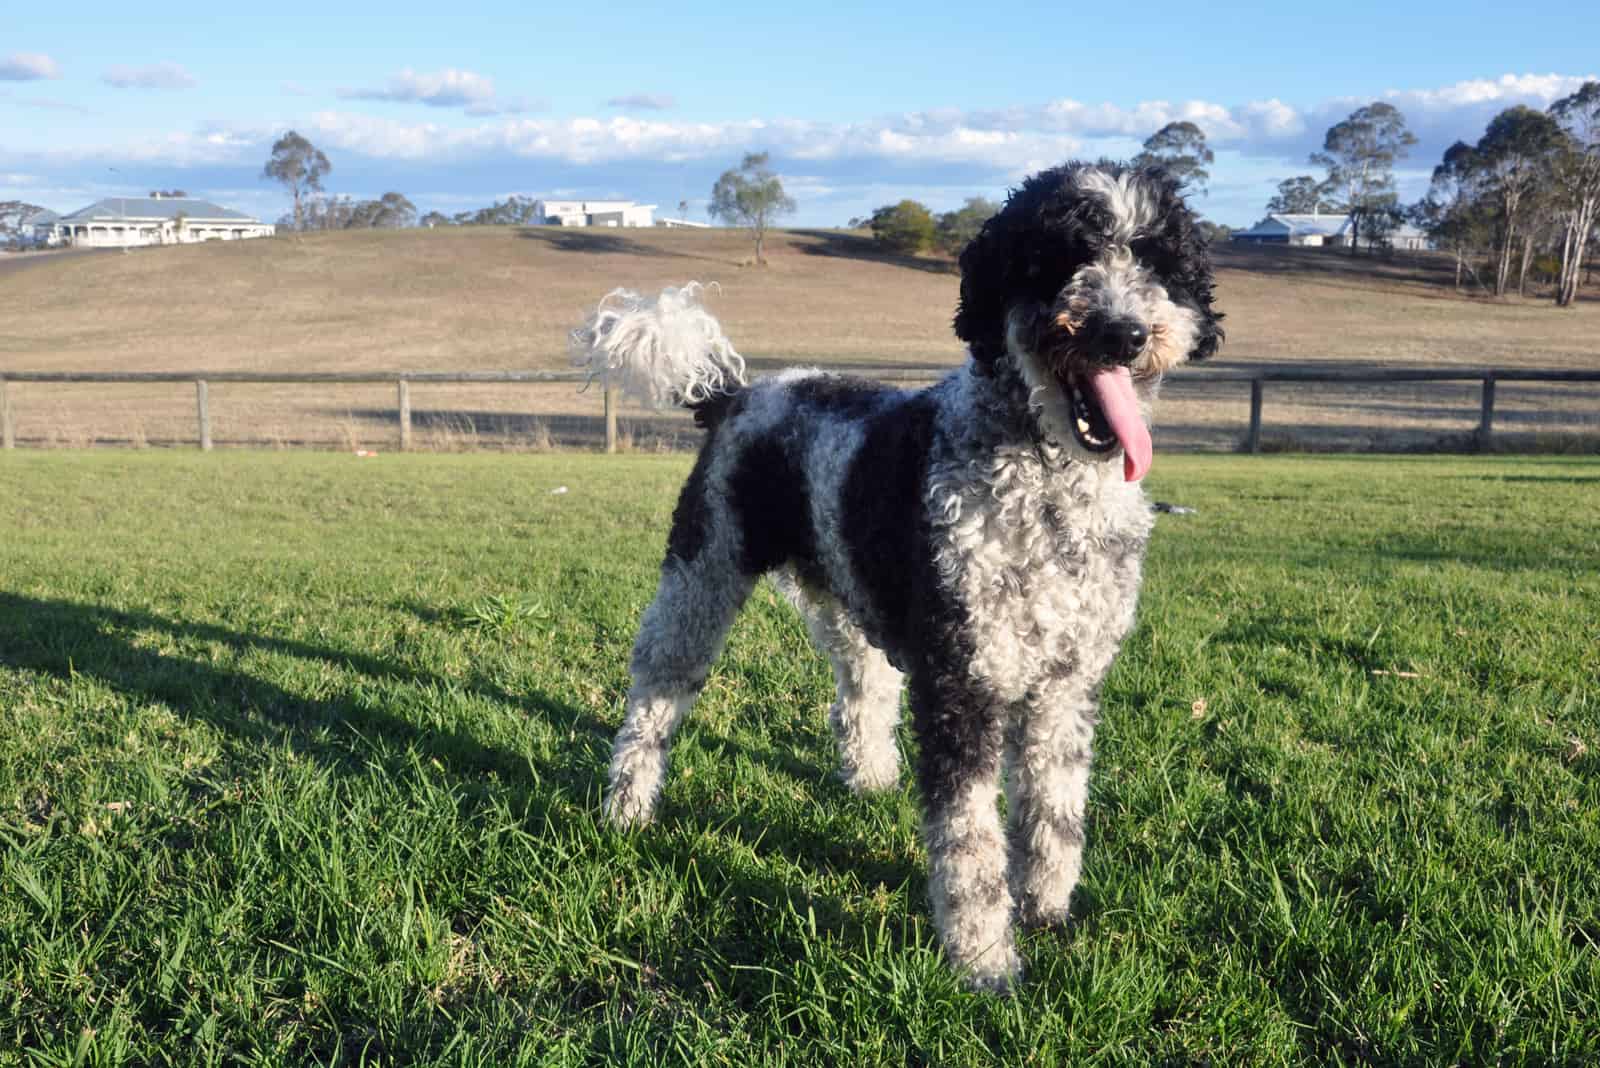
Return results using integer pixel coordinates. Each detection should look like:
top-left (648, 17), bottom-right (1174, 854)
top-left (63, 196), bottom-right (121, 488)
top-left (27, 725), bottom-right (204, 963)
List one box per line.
top-left (870, 200), bottom-right (936, 253)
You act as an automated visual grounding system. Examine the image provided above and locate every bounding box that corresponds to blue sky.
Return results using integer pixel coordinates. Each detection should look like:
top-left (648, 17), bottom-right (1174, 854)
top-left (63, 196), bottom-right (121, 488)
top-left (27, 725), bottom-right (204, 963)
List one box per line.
top-left (4, 1), bottom-right (1597, 227)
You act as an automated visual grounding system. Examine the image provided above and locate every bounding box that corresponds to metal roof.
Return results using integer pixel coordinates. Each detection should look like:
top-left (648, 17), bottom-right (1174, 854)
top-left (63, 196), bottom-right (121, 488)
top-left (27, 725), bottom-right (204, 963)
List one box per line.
top-left (24, 209), bottom-right (60, 225)
top-left (1270, 213), bottom-right (1351, 237)
top-left (58, 197), bottom-right (260, 223)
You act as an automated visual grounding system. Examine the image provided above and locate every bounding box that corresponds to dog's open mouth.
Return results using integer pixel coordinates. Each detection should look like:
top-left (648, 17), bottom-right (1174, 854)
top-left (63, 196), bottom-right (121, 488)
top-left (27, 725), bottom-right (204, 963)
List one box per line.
top-left (1067, 376), bottom-right (1119, 453)
top-left (1063, 366), bottom-right (1153, 481)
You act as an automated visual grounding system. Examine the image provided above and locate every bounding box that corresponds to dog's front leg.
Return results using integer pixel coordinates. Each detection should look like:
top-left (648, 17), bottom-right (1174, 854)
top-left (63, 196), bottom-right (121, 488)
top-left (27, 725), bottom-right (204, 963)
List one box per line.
top-left (912, 672), bottom-right (1020, 992)
top-left (1005, 672), bottom-right (1099, 927)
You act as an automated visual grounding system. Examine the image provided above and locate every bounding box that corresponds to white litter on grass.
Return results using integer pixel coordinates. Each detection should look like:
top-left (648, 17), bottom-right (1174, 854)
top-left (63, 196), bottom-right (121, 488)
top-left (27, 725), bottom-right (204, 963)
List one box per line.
top-left (549, 486), bottom-right (569, 495)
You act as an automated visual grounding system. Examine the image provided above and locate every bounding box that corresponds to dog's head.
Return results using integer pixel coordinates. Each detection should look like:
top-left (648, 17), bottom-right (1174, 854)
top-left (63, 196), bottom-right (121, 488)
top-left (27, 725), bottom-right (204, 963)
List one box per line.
top-left (953, 161), bottom-right (1223, 480)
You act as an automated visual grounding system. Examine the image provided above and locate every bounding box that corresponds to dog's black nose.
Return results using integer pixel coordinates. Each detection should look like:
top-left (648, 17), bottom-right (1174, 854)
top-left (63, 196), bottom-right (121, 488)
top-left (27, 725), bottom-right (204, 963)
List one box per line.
top-left (1095, 319), bottom-right (1147, 363)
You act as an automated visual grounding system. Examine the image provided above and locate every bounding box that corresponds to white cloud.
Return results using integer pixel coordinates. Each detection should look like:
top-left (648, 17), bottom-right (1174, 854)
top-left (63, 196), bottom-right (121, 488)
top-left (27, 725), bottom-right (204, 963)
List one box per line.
top-left (103, 62), bottom-right (197, 90)
top-left (336, 68), bottom-right (542, 116)
top-left (607, 93), bottom-right (675, 111)
top-left (0, 53), bottom-right (60, 81)
top-left (339, 68), bottom-right (497, 109)
top-left (10, 70), bottom-right (1598, 228)
top-left (1379, 72), bottom-right (1593, 112)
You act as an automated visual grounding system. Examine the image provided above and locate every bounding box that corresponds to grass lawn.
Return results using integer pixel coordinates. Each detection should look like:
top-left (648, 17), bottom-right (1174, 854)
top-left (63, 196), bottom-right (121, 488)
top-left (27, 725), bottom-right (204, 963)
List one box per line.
top-left (1, 451), bottom-right (1597, 1065)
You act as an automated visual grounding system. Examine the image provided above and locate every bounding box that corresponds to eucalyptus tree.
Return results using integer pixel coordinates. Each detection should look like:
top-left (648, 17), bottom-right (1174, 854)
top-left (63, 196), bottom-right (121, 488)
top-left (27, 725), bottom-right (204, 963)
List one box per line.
top-left (1549, 81), bottom-right (1600, 306)
top-left (1311, 102), bottom-right (1417, 253)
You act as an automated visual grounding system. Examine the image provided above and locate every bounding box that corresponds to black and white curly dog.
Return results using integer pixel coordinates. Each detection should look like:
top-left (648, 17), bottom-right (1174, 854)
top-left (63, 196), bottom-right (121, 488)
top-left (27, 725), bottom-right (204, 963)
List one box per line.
top-left (571, 161), bottom-right (1221, 991)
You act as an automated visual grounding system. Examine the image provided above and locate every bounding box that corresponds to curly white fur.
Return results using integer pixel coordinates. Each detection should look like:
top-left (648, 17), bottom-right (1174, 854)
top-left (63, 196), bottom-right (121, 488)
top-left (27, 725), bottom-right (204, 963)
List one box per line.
top-left (568, 282), bottom-right (747, 408)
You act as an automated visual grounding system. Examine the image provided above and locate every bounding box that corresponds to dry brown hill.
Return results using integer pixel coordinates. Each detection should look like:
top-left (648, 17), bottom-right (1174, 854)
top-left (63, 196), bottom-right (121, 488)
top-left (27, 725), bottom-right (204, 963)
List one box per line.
top-left (6, 225), bottom-right (1596, 372)
top-left (2, 227), bottom-right (1596, 450)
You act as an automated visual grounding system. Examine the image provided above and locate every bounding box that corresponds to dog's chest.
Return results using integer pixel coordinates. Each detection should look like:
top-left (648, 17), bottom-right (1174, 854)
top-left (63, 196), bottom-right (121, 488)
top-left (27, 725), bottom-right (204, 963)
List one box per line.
top-left (928, 455), bottom-right (1152, 703)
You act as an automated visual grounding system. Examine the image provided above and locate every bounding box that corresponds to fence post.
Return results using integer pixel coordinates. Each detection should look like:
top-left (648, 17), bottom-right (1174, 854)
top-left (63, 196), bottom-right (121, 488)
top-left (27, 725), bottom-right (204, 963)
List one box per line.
top-left (398, 378), bottom-right (412, 451)
top-left (604, 377), bottom-right (618, 454)
top-left (0, 377), bottom-right (13, 450)
top-left (1478, 374), bottom-right (1496, 450)
top-left (196, 379), bottom-right (212, 451)
top-left (1247, 379), bottom-right (1263, 454)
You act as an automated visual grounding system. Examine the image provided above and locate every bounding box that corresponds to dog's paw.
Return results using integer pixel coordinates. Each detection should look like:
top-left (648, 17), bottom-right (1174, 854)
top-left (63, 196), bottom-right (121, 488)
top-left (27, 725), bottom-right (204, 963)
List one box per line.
top-left (839, 758), bottom-right (900, 794)
top-left (602, 789), bottom-right (656, 829)
top-left (1017, 898), bottom-right (1072, 930)
top-left (958, 943), bottom-right (1024, 995)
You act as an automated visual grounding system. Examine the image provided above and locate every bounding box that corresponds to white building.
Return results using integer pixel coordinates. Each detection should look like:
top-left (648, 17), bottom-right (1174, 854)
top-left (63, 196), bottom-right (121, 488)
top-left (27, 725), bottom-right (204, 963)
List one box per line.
top-left (1230, 212), bottom-right (1429, 251)
top-left (31, 195), bottom-right (274, 248)
top-left (532, 199), bottom-right (656, 228)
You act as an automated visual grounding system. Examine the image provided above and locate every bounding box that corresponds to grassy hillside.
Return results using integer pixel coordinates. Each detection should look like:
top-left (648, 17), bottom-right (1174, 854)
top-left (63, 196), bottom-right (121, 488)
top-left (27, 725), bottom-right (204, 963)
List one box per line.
top-left (1, 451), bottom-right (1597, 1063)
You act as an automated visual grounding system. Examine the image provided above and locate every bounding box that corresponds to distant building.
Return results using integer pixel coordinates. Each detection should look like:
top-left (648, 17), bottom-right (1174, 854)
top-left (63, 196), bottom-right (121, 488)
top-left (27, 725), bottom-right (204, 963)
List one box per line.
top-left (1230, 212), bottom-right (1429, 251)
top-left (30, 195), bottom-right (274, 248)
top-left (532, 199), bottom-right (656, 227)
top-left (20, 209), bottom-right (59, 246)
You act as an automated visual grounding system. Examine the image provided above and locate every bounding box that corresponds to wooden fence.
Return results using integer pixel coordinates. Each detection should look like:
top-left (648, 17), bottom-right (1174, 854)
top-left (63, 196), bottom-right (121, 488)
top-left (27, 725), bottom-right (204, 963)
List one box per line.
top-left (1, 367), bottom-right (1598, 454)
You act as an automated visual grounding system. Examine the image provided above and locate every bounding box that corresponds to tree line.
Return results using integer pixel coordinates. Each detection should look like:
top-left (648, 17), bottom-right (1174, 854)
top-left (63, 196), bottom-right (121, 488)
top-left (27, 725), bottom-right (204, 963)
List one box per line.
top-left (1260, 84), bottom-right (1599, 305)
top-left (857, 120), bottom-right (1224, 256)
top-left (1415, 84), bottom-right (1599, 304)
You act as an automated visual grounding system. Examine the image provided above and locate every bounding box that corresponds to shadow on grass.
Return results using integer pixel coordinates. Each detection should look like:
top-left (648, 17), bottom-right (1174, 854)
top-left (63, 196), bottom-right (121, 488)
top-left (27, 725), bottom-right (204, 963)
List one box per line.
top-left (0, 591), bottom-right (610, 805)
top-left (790, 228), bottom-right (957, 275)
top-left (514, 228), bottom-right (710, 261)
top-left (0, 591), bottom-right (928, 985)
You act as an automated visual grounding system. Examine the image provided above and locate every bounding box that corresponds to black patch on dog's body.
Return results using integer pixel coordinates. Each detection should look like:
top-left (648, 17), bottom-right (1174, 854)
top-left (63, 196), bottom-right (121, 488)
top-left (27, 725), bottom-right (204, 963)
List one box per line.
top-left (729, 430), bottom-right (816, 577)
top-left (787, 374), bottom-right (890, 419)
top-left (665, 431), bottom-right (717, 566)
top-left (839, 387), bottom-right (940, 666)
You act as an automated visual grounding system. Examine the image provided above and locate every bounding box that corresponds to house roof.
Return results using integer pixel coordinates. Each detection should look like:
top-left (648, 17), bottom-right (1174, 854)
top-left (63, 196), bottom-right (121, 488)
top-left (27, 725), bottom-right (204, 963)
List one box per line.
top-left (1269, 213), bottom-right (1350, 237)
top-left (58, 197), bottom-right (260, 223)
top-left (1234, 212), bottom-right (1426, 241)
top-left (24, 209), bottom-right (60, 226)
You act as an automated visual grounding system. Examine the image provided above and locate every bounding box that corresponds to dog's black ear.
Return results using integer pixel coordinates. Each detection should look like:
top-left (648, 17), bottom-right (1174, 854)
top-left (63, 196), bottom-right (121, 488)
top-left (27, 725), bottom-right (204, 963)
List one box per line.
top-left (1177, 203), bottom-right (1225, 361)
top-left (952, 210), bottom-right (1013, 368)
top-left (1140, 164), bottom-right (1225, 362)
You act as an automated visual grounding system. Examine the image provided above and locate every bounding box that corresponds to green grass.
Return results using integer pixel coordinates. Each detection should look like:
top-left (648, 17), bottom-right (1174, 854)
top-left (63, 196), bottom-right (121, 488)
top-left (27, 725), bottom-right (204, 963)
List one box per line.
top-left (1, 450), bottom-right (1597, 1066)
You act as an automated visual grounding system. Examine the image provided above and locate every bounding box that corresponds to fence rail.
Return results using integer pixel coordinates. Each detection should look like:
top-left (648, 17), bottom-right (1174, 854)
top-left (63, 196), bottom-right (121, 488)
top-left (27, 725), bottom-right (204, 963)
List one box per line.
top-left (2, 366), bottom-right (1598, 454)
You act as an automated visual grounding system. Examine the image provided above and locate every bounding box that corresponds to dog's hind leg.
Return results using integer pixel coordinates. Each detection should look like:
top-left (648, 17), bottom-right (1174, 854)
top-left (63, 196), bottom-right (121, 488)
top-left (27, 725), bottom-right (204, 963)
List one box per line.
top-left (778, 572), bottom-right (903, 793)
top-left (604, 547), bottom-right (755, 829)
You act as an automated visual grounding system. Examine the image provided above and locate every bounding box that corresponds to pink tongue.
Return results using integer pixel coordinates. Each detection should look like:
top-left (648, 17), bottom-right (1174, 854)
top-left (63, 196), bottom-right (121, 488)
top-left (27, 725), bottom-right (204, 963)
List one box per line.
top-left (1086, 366), bottom-right (1153, 481)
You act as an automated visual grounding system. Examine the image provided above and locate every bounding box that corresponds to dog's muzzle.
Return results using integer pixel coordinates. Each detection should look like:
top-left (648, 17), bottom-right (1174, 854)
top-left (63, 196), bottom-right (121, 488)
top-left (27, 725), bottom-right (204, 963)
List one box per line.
top-left (1080, 314), bottom-right (1148, 366)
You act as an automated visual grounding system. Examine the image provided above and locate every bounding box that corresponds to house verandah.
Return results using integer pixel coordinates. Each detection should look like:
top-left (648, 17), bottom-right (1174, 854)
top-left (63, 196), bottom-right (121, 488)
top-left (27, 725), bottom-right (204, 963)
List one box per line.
top-left (29, 196), bottom-right (274, 249)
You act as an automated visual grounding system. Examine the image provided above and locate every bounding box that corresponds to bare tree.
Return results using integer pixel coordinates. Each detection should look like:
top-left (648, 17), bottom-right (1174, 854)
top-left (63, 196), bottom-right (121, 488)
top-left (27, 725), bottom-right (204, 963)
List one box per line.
top-left (708, 151), bottom-right (795, 264)
top-left (1550, 81), bottom-right (1600, 306)
top-left (1311, 102), bottom-right (1417, 254)
top-left (262, 130), bottom-right (331, 232)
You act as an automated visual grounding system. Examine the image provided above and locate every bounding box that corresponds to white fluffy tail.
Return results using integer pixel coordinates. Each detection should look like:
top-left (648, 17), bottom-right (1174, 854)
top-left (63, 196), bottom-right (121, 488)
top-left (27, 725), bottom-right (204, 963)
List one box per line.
top-left (568, 282), bottom-right (747, 409)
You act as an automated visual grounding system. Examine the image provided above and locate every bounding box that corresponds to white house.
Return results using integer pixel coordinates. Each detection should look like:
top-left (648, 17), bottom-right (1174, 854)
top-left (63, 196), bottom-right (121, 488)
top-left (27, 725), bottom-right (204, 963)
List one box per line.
top-left (31, 195), bottom-right (274, 248)
top-left (1230, 212), bottom-right (1429, 251)
top-left (532, 199), bottom-right (656, 227)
